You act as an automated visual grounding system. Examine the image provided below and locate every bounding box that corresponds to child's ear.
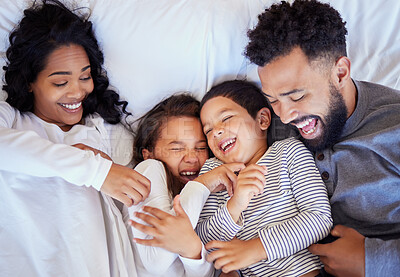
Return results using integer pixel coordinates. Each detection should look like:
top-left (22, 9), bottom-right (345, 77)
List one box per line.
top-left (142, 149), bottom-right (154, 160)
top-left (257, 107), bottom-right (271, 131)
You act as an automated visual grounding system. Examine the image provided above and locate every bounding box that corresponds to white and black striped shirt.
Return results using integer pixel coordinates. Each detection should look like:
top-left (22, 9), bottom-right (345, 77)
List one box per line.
top-left (196, 137), bottom-right (333, 277)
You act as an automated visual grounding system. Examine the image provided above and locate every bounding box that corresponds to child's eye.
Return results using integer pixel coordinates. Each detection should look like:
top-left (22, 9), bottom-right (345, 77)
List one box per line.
top-left (170, 148), bottom-right (184, 151)
top-left (222, 115), bottom-right (233, 122)
top-left (204, 128), bottom-right (212, 135)
top-left (53, 81), bottom-right (67, 87)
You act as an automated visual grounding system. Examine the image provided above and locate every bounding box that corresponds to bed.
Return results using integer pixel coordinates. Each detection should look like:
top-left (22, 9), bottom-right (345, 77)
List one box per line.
top-left (1, 0), bottom-right (399, 165)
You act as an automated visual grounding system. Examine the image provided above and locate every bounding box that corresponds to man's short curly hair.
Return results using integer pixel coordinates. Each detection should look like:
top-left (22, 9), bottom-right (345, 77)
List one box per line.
top-left (245, 0), bottom-right (347, 66)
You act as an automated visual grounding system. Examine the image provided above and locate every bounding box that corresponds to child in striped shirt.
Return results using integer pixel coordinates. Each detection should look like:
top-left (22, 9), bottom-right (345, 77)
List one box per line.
top-left (195, 80), bottom-right (333, 277)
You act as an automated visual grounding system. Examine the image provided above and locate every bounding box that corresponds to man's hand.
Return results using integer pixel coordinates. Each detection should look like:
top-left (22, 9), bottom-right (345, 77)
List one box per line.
top-left (308, 225), bottom-right (365, 277)
top-left (102, 163), bottom-right (150, 206)
top-left (194, 163), bottom-right (245, 196)
top-left (205, 237), bottom-right (267, 273)
top-left (130, 195), bottom-right (203, 259)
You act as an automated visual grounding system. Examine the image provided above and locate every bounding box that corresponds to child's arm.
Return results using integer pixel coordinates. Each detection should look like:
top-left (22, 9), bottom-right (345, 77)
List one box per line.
top-left (196, 163), bottom-right (266, 244)
top-left (131, 195), bottom-right (214, 277)
top-left (127, 159), bottom-right (214, 276)
top-left (226, 164), bottom-right (267, 222)
top-left (258, 139), bottom-right (333, 262)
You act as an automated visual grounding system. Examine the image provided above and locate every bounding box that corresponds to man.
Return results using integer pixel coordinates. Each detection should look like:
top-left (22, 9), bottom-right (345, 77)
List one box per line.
top-left (245, 0), bottom-right (400, 276)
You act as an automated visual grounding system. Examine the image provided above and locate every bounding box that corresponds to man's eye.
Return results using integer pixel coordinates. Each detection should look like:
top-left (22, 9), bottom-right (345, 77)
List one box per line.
top-left (196, 147), bottom-right (208, 151)
top-left (293, 95), bottom-right (305, 102)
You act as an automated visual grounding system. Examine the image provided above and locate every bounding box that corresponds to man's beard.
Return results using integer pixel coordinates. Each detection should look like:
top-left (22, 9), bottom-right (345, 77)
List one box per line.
top-left (301, 83), bottom-right (348, 152)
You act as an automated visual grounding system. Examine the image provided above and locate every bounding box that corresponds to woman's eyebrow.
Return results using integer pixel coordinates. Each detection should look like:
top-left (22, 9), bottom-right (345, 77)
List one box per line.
top-left (47, 65), bottom-right (90, 77)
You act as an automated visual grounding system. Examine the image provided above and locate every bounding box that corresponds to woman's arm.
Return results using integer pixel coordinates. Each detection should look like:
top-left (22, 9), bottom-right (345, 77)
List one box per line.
top-left (0, 102), bottom-right (150, 206)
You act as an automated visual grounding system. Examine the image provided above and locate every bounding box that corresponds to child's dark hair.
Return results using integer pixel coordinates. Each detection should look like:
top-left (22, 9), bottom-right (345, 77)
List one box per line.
top-left (133, 93), bottom-right (202, 197)
top-left (245, 0), bottom-right (347, 67)
top-left (3, 0), bottom-right (130, 124)
top-left (200, 79), bottom-right (270, 119)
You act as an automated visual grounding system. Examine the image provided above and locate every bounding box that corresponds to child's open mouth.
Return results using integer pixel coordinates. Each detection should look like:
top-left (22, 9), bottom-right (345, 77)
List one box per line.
top-left (179, 170), bottom-right (199, 182)
top-left (218, 138), bottom-right (236, 153)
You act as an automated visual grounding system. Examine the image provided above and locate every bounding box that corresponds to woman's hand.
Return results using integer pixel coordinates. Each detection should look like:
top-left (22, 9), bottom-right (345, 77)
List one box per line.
top-left (73, 143), bottom-right (112, 160)
top-left (130, 195), bottom-right (203, 259)
top-left (72, 143), bottom-right (151, 206)
top-left (102, 163), bottom-right (151, 206)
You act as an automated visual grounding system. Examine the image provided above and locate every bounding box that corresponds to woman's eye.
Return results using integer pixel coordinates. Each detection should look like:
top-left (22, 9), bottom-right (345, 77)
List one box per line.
top-left (54, 81), bottom-right (67, 87)
top-left (80, 76), bottom-right (92, 81)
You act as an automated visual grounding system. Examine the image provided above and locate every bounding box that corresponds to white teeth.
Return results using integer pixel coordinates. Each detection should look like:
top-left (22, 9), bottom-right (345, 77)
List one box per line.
top-left (297, 118), bottom-right (313, 129)
top-left (181, 171), bottom-right (196, 176)
top-left (60, 102), bottom-right (82, 110)
top-left (221, 138), bottom-right (236, 151)
top-left (302, 126), bottom-right (316, 134)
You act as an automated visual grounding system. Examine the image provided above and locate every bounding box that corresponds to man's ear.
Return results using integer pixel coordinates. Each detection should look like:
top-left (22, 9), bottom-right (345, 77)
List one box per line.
top-left (257, 107), bottom-right (271, 131)
top-left (142, 149), bottom-right (154, 160)
top-left (335, 56), bottom-right (351, 89)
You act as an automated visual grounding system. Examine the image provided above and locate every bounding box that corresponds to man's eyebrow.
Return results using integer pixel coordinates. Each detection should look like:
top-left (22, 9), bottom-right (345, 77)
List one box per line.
top-left (48, 65), bottom-right (91, 77)
top-left (264, 89), bottom-right (304, 98)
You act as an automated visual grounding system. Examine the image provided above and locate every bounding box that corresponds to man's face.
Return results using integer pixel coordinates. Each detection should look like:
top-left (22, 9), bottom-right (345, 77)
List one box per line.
top-left (258, 47), bottom-right (347, 151)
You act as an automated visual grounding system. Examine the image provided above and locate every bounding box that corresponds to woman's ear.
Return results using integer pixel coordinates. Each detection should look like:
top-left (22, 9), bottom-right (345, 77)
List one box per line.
top-left (257, 107), bottom-right (271, 131)
top-left (142, 149), bottom-right (154, 160)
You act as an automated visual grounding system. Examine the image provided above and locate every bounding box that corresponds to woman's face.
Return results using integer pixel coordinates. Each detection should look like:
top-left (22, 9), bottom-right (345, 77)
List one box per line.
top-left (144, 116), bottom-right (209, 184)
top-left (30, 44), bottom-right (94, 131)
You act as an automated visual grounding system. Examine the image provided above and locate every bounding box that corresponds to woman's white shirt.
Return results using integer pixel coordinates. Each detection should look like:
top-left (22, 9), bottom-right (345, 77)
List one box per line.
top-left (0, 101), bottom-right (136, 277)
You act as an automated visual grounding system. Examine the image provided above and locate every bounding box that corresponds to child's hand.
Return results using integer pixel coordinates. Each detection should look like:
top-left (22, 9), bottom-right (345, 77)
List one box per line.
top-left (227, 164), bottom-right (267, 222)
top-left (102, 163), bottom-right (151, 206)
top-left (194, 163), bottom-right (245, 196)
top-left (72, 143), bottom-right (112, 160)
top-left (130, 195), bottom-right (203, 259)
top-left (206, 237), bottom-right (267, 273)
top-left (218, 271), bottom-right (241, 277)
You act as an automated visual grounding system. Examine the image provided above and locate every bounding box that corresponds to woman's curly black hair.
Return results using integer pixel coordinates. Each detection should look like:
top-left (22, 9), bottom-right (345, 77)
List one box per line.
top-left (3, 0), bottom-right (130, 124)
top-left (245, 0), bottom-right (348, 66)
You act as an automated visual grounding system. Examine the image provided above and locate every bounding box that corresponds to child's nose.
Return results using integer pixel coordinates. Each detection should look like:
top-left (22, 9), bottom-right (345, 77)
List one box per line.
top-left (183, 149), bottom-right (199, 163)
top-left (212, 126), bottom-right (224, 137)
